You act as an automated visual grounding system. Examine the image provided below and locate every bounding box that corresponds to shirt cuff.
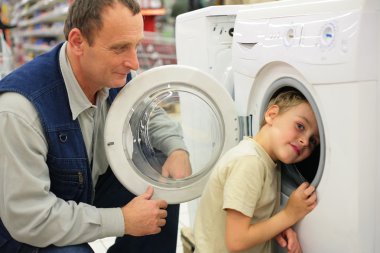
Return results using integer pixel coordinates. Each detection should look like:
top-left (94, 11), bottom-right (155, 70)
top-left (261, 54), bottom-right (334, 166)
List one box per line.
top-left (99, 208), bottom-right (125, 237)
top-left (161, 138), bottom-right (188, 156)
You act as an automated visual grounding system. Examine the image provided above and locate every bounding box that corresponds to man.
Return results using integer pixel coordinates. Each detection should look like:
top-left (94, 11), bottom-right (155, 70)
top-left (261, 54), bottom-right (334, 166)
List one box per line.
top-left (0, 0), bottom-right (190, 252)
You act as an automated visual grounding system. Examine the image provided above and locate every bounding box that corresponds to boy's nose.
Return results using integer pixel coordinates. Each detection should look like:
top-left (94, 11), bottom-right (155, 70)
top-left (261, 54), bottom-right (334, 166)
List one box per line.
top-left (299, 135), bottom-right (309, 146)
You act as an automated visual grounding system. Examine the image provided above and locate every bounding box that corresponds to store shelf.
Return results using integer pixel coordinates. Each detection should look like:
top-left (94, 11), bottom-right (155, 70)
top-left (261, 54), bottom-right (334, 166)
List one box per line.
top-left (18, 5), bottom-right (68, 27)
top-left (13, 0), bottom-right (37, 10)
top-left (141, 8), bottom-right (166, 16)
top-left (23, 43), bottom-right (52, 52)
top-left (9, 0), bottom-right (174, 68)
top-left (14, 25), bottom-right (64, 38)
top-left (11, 0), bottom-right (68, 65)
top-left (19, 0), bottom-right (65, 18)
top-left (137, 31), bottom-right (177, 72)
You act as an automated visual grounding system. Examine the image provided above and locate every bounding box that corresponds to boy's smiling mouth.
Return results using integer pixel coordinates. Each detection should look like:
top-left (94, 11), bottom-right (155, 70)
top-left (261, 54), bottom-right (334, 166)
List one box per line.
top-left (290, 144), bottom-right (301, 156)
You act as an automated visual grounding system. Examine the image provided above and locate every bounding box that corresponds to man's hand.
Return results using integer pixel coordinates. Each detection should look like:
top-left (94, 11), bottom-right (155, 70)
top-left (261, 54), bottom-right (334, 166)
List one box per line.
top-left (275, 228), bottom-right (302, 253)
top-left (162, 150), bottom-right (192, 179)
top-left (121, 186), bottom-right (168, 236)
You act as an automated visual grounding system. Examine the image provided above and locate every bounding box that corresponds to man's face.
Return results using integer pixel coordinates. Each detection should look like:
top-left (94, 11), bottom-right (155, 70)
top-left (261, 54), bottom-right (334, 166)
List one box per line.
top-left (80, 3), bottom-right (144, 90)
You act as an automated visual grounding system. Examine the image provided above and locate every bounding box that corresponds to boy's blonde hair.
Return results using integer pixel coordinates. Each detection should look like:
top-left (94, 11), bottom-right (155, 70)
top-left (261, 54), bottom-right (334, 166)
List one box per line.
top-left (260, 89), bottom-right (308, 128)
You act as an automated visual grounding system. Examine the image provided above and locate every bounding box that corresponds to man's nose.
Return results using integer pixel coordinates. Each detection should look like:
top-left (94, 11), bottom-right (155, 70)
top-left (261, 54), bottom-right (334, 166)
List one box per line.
top-left (124, 49), bottom-right (140, 70)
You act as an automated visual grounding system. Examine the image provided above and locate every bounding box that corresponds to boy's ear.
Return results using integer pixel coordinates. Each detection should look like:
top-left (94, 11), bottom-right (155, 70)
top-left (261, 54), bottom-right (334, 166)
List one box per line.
top-left (264, 105), bottom-right (279, 126)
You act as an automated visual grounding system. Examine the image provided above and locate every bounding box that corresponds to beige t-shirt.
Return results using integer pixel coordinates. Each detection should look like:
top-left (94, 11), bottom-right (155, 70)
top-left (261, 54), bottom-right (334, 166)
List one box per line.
top-left (194, 137), bottom-right (280, 253)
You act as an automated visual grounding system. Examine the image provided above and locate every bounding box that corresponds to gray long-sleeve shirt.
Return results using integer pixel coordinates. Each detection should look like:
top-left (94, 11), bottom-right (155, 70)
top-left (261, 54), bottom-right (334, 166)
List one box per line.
top-left (0, 42), bottom-right (186, 247)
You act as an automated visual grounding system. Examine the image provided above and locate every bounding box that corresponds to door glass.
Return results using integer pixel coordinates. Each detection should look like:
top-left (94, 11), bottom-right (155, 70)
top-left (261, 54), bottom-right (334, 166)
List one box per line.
top-left (122, 83), bottom-right (224, 188)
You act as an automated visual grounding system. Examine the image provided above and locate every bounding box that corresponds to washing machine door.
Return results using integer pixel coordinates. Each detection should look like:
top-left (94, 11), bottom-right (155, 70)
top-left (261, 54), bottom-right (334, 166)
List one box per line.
top-left (105, 65), bottom-right (239, 204)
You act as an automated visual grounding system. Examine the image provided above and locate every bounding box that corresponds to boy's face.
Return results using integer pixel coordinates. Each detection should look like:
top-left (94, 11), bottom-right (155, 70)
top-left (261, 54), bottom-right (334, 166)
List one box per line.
top-left (265, 102), bottom-right (319, 164)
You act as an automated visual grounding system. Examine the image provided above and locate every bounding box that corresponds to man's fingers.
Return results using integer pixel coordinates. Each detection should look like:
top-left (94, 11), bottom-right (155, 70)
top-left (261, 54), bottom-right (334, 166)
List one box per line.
top-left (158, 218), bottom-right (167, 227)
top-left (151, 226), bottom-right (162, 235)
top-left (161, 166), bottom-right (170, 178)
top-left (157, 199), bottom-right (168, 210)
top-left (159, 208), bottom-right (168, 217)
top-left (142, 186), bottom-right (154, 200)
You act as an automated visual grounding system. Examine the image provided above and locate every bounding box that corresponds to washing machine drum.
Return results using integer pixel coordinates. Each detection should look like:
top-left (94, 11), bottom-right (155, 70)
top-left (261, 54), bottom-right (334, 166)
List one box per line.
top-left (104, 65), bottom-right (239, 204)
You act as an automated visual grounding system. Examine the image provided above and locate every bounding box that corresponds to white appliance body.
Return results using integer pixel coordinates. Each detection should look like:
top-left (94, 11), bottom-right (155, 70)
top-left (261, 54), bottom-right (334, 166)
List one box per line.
top-left (175, 5), bottom-right (244, 226)
top-left (176, 0), bottom-right (380, 252)
top-left (176, 5), bottom-right (246, 97)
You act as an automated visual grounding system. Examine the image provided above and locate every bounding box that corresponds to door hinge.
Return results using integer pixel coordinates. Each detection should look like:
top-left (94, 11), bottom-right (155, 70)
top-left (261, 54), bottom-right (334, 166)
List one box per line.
top-left (238, 115), bottom-right (253, 140)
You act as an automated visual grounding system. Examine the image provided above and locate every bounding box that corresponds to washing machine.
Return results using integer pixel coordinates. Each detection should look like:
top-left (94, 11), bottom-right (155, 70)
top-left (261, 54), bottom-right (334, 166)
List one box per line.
top-left (104, 0), bottom-right (380, 252)
top-left (231, 0), bottom-right (380, 252)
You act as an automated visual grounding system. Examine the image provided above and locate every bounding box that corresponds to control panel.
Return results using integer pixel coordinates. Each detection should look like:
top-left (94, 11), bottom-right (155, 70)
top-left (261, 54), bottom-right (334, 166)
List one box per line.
top-left (206, 15), bottom-right (236, 96)
top-left (209, 16), bottom-right (235, 45)
top-left (319, 23), bottom-right (336, 48)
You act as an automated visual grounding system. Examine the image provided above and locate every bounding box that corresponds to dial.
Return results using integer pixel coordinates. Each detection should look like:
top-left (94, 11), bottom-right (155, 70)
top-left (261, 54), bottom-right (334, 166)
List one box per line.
top-left (320, 23), bottom-right (336, 48)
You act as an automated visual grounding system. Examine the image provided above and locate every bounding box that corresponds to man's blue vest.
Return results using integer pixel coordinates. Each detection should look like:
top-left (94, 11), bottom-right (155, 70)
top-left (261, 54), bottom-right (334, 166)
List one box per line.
top-left (0, 43), bottom-right (129, 251)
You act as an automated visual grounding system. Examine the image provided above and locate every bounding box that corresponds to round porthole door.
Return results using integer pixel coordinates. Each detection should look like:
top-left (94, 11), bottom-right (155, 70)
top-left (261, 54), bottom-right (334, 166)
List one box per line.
top-left (246, 63), bottom-right (325, 197)
top-left (104, 65), bottom-right (239, 204)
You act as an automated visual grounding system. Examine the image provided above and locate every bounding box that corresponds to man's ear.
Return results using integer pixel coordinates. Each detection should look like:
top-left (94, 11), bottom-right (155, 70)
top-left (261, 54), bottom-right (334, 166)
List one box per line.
top-left (67, 28), bottom-right (86, 55)
top-left (264, 105), bottom-right (279, 126)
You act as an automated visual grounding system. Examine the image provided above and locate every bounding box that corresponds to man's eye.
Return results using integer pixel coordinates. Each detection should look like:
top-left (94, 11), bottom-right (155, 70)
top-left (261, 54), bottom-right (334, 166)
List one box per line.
top-left (114, 48), bottom-right (125, 54)
top-left (113, 46), bottom-right (129, 54)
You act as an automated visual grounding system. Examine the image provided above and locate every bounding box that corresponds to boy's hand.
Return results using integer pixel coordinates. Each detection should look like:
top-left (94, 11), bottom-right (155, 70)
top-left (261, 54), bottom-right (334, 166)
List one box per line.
top-left (275, 228), bottom-right (302, 253)
top-left (285, 182), bottom-right (317, 222)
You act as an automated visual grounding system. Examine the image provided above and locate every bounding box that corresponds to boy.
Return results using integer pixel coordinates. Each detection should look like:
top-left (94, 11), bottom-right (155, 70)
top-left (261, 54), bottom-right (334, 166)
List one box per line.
top-left (194, 89), bottom-right (319, 253)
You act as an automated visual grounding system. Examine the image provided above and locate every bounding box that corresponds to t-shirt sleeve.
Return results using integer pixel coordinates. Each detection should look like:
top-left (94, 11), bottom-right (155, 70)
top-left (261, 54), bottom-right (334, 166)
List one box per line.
top-left (222, 155), bottom-right (266, 217)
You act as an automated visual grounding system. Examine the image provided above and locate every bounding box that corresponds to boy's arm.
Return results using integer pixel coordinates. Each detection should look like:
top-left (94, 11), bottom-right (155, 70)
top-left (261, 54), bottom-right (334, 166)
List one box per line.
top-left (225, 208), bottom-right (296, 252)
top-left (225, 182), bottom-right (316, 252)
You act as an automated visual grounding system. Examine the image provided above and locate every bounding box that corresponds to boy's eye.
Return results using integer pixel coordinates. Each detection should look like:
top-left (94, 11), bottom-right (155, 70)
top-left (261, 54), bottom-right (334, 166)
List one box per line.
top-left (310, 137), bottom-right (318, 147)
top-left (296, 123), bottom-right (304, 131)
